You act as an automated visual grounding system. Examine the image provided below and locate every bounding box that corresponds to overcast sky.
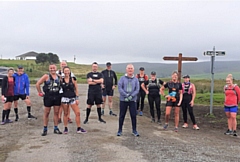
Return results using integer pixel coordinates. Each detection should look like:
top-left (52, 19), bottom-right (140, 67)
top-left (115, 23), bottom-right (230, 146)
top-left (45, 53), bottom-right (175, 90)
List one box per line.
top-left (1, 1), bottom-right (240, 64)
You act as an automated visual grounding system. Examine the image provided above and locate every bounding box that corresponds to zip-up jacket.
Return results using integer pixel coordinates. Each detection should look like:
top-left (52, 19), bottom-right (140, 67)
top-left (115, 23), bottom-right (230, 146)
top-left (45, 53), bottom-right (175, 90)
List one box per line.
top-left (118, 74), bottom-right (139, 101)
top-left (101, 69), bottom-right (117, 90)
top-left (13, 73), bottom-right (30, 96)
top-left (1, 76), bottom-right (15, 96)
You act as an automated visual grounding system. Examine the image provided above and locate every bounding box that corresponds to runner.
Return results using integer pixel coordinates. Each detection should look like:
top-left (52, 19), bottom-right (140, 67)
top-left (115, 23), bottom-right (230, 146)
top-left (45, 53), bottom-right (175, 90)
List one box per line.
top-left (101, 62), bottom-right (117, 116)
top-left (136, 67), bottom-right (148, 116)
top-left (224, 74), bottom-right (240, 136)
top-left (13, 65), bottom-right (36, 121)
top-left (160, 71), bottom-right (183, 132)
top-left (57, 61), bottom-right (75, 124)
top-left (181, 75), bottom-right (199, 130)
top-left (1, 68), bottom-right (15, 124)
top-left (60, 66), bottom-right (86, 134)
top-left (83, 62), bottom-right (106, 124)
top-left (141, 71), bottom-right (164, 124)
top-left (117, 64), bottom-right (140, 137)
top-left (36, 64), bottom-right (62, 136)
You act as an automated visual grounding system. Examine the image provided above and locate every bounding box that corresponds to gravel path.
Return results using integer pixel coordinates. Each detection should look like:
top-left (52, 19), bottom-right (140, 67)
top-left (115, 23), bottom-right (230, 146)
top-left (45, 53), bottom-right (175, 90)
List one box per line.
top-left (1, 84), bottom-right (240, 162)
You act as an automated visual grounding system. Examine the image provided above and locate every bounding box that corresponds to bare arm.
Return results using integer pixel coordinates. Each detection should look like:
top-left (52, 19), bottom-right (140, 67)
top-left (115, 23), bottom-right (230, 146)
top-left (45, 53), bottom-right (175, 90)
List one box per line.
top-left (191, 84), bottom-right (196, 103)
top-left (73, 78), bottom-right (78, 97)
top-left (160, 86), bottom-right (165, 96)
top-left (141, 83), bottom-right (148, 93)
top-left (36, 74), bottom-right (48, 93)
top-left (178, 90), bottom-right (183, 106)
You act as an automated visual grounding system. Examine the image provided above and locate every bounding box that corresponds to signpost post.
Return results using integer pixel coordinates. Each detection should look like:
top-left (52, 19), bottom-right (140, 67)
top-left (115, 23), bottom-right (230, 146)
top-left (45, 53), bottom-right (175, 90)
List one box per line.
top-left (163, 53), bottom-right (198, 82)
top-left (204, 47), bottom-right (226, 114)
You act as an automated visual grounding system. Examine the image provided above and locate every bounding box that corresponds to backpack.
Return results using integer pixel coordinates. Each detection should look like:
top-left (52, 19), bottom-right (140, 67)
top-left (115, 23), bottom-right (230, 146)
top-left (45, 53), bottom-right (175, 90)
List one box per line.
top-left (224, 84), bottom-right (238, 96)
top-left (137, 74), bottom-right (148, 82)
top-left (148, 79), bottom-right (160, 89)
top-left (182, 83), bottom-right (194, 94)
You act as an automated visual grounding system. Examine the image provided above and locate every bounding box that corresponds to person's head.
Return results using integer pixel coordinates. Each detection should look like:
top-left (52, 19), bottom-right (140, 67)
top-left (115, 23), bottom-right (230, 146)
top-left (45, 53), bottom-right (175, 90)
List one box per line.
top-left (60, 61), bottom-right (67, 70)
top-left (150, 71), bottom-right (156, 80)
top-left (92, 62), bottom-right (98, 72)
top-left (226, 74), bottom-right (233, 85)
top-left (8, 68), bottom-right (14, 77)
top-left (63, 66), bottom-right (71, 77)
top-left (17, 65), bottom-right (24, 74)
top-left (106, 62), bottom-right (112, 70)
top-left (49, 64), bottom-right (57, 74)
top-left (183, 75), bottom-right (190, 83)
top-left (171, 71), bottom-right (178, 82)
top-left (139, 67), bottom-right (145, 75)
top-left (126, 64), bottom-right (134, 76)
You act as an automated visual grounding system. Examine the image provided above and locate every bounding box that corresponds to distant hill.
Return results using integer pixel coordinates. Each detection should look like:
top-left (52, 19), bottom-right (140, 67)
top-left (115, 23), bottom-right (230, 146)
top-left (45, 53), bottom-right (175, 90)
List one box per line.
top-left (99, 61), bottom-right (240, 79)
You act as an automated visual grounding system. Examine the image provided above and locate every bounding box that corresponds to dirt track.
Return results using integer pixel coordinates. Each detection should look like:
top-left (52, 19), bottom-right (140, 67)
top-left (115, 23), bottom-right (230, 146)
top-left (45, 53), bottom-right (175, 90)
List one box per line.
top-left (1, 84), bottom-right (240, 162)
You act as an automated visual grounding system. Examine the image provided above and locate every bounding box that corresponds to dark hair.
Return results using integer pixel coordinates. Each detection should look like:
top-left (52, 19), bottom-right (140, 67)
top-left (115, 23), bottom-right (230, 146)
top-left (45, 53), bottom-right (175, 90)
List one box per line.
top-left (63, 66), bottom-right (70, 72)
top-left (92, 62), bottom-right (98, 65)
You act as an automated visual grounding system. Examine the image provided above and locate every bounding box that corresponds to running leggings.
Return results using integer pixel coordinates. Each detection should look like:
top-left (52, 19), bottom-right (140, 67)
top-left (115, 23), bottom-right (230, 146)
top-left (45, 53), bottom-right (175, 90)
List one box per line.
top-left (148, 95), bottom-right (161, 120)
top-left (182, 99), bottom-right (196, 125)
top-left (137, 91), bottom-right (146, 111)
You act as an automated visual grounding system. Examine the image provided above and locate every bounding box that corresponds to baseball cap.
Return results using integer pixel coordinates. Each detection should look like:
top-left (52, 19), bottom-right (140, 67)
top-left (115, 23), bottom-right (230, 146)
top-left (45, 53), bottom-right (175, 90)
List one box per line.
top-left (106, 62), bottom-right (111, 66)
top-left (139, 67), bottom-right (145, 71)
top-left (183, 75), bottom-right (190, 78)
top-left (17, 65), bottom-right (23, 69)
top-left (151, 71), bottom-right (156, 75)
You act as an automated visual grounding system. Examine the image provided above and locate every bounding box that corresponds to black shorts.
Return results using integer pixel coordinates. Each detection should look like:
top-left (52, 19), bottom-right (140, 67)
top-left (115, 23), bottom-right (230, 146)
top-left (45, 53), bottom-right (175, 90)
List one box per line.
top-left (43, 96), bottom-right (61, 107)
top-left (102, 89), bottom-right (114, 97)
top-left (5, 96), bottom-right (14, 103)
top-left (166, 98), bottom-right (180, 107)
top-left (14, 94), bottom-right (27, 101)
top-left (87, 92), bottom-right (103, 105)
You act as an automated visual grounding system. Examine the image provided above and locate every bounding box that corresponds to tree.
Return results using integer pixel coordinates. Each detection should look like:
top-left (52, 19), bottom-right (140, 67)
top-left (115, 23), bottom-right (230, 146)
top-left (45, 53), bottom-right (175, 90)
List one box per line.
top-left (48, 53), bottom-right (60, 64)
top-left (35, 53), bottom-right (49, 65)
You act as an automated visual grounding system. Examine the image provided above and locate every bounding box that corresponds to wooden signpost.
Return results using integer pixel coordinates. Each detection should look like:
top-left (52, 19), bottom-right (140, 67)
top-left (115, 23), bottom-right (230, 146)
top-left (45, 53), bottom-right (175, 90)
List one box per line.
top-left (163, 53), bottom-right (198, 82)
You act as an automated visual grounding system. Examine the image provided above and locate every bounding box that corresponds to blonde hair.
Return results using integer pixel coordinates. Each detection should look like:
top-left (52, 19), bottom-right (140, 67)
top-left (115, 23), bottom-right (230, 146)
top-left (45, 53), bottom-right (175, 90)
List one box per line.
top-left (172, 71), bottom-right (178, 75)
top-left (226, 74), bottom-right (233, 81)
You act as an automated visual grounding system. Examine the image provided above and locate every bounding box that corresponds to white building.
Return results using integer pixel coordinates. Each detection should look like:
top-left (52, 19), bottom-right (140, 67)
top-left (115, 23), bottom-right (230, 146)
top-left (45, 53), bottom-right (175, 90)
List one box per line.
top-left (16, 51), bottom-right (38, 60)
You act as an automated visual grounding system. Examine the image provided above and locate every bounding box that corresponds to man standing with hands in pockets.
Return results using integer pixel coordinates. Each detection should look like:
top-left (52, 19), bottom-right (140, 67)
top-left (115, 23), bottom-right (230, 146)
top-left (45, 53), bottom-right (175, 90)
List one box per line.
top-left (117, 64), bottom-right (140, 137)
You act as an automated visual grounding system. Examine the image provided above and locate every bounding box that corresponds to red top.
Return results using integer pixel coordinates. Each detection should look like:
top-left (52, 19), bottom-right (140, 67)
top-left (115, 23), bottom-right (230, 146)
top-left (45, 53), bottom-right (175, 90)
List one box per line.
top-left (6, 78), bottom-right (14, 96)
top-left (224, 84), bottom-right (240, 107)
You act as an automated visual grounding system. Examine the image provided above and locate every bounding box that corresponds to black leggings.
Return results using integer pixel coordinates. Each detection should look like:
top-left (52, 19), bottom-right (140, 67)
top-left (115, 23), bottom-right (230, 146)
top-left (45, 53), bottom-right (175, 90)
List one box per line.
top-left (182, 100), bottom-right (196, 125)
top-left (137, 91), bottom-right (146, 111)
top-left (148, 95), bottom-right (161, 120)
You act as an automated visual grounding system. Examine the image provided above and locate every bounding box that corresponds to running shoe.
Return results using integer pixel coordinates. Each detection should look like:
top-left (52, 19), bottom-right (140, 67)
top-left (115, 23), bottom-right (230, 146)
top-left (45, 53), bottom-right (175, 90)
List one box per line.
top-left (139, 111), bottom-right (143, 116)
top-left (151, 118), bottom-right (155, 123)
top-left (15, 115), bottom-right (19, 122)
top-left (117, 130), bottom-right (122, 136)
top-left (98, 118), bottom-right (106, 124)
top-left (109, 111), bottom-right (117, 116)
top-left (54, 128), bottom-right (63, 134)
top-left (64, 127), bottom-right (68, 134)
top-left (182, 123), bottom-right (188, 128)
top-left (174, 127), bottom-right (178, 132)
top-left (83, 119), bottom-right (88, 124)
top-left (163, 123), bottom-right (169, 130)
top-left (132, 130), bottom-right (140, 137)
top-left (101, 109), bottom-right (104, 116)
top-left (5, 119), bottom-right (13, 123)
top-left (1, 121), bottom-right (5, 125)
top-left (77, 127), bottom-right (87, 134)
top-left (42, 130), bottom-right (47, 136)
top-left (233, 130), bottom-right (238, 136)
top-left (193, 125), bottom-right (200, 130)
top-left (157, 119), bottom-right (161, 125)
top-left (224, 129), bottom-right (233, 135)
top-left (68, 118), bottom-right (73, 123)
top-left (28, 114), bottom-right (37, 120)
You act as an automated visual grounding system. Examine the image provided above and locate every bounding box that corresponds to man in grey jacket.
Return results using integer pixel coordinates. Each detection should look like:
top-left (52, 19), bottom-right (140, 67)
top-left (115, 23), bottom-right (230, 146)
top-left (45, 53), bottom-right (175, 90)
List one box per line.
top-left (117, 64), bottom-right (140, 137)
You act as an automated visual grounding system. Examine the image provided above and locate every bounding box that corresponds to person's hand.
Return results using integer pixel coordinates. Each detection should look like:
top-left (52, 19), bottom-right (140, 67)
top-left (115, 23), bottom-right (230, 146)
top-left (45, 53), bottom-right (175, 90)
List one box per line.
top-left (76, 100), bottom-right (79, 105)
top-left (26, 96), bottom-right (30, 99)
top-left (165, 95), bottom-right (169, 99)
top-left (88, 77), bottom-right (93, 82)
top-left (177, 102), bottom-right (181, 107)
top-left (38, 92), bottom-right (44, 97)
top-left (1, 96), bottom-right (5, 102)
top-left (124, 97), bottom-right (129, 102)
top-left (127, 95), bottom-right (133, 101)
top-left (101, 84), bottom-right (105, 89)
top-left (112, 85), bottom-right (116, 90)
top-left (146, 91), bottom-right (149, 95)
top-left (190, 100), bottom-right (194, 107)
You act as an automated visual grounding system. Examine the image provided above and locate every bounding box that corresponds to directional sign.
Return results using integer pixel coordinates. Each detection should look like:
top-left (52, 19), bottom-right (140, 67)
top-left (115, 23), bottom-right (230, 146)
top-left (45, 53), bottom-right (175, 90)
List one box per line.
top-left (203, 51), bottom-right (226, 56)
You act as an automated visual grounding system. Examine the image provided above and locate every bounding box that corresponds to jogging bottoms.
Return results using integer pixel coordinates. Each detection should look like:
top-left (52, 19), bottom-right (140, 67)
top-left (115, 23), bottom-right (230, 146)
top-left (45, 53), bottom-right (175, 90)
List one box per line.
top-left (182, 97), bottom-right (196, 125)
top-left (148, 95), bottom-right (161, 120)
top-left (118, 101), bottom-right (137, 132)
top-left (137, 90), bottom-right (146, 111)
